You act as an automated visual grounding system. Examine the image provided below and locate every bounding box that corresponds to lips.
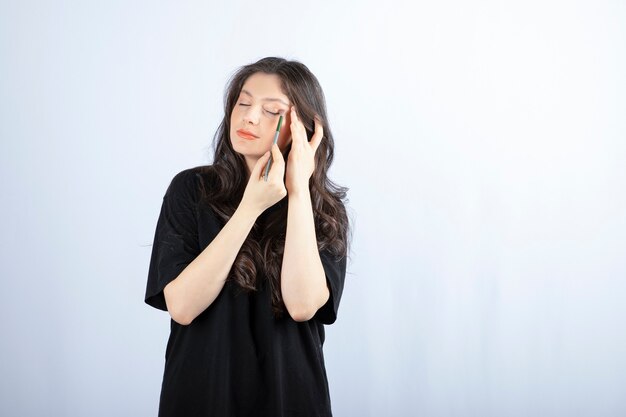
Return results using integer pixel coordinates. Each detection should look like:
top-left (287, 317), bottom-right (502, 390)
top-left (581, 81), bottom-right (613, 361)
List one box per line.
top-left (236, 129), bottom-right (259, 140)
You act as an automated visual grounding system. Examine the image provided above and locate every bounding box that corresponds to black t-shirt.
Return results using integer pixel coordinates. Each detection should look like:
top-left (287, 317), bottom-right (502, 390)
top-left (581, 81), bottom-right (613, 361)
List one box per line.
top-left (144, 167), bottom-right (347, 417)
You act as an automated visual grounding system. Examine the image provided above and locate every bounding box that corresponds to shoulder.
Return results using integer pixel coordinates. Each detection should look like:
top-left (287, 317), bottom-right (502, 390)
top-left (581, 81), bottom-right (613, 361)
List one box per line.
top-left (164, 165), bottom-right (211, 202)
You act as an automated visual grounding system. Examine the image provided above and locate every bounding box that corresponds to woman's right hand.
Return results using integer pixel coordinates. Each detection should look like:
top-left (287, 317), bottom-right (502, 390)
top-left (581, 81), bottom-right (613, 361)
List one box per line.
top-left (240, 143), bottom-right (287, 215)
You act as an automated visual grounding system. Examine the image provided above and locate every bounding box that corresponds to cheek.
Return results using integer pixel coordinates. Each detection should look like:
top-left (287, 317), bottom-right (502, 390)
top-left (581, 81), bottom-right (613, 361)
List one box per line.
top-left (278, 126), bottom-right (292, 149)
top-left (229, 110), bottom-right (242, 129)
top-left (230, 105), bottom-right (244, 122)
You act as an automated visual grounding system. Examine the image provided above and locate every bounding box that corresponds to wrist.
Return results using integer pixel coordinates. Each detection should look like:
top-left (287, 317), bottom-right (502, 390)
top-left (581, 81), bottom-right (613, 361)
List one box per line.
top-left (236, 202), bottom-right (263, 220)
top-left (288, 186), bottom-right (311, 200)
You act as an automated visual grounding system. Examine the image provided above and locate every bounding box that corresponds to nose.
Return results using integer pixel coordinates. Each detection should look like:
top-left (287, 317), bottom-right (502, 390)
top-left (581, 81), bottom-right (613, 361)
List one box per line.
top-left (242, 106), bottom-right (260, 125)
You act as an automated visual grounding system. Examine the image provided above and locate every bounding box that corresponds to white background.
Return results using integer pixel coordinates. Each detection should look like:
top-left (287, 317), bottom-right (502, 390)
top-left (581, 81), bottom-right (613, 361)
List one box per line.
top-left (1, 1), bottom-right (624, 416)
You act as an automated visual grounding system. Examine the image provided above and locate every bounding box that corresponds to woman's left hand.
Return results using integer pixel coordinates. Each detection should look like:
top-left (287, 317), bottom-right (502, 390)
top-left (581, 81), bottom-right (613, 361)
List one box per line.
top-left (285, 106), bottom-right (324, 195)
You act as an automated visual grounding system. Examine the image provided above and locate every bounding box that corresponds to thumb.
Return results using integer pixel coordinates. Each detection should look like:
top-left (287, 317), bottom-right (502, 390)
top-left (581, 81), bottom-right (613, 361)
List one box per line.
top-left (251, 150), bottom-right (271, 179)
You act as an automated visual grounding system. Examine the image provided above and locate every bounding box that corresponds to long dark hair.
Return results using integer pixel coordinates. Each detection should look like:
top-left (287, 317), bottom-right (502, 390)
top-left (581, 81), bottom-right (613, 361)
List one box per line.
top-left (197, 57), bottom-right (351, 318)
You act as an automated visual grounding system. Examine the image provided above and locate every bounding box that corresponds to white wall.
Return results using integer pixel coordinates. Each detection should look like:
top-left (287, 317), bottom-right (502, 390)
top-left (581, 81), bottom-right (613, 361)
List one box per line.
top-left (1, 1), bottom-right (624, 416)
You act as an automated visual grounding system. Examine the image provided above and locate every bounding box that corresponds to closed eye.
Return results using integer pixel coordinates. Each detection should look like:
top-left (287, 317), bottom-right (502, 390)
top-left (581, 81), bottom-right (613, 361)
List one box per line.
top-left (238, 103), bottom-right (280, 116)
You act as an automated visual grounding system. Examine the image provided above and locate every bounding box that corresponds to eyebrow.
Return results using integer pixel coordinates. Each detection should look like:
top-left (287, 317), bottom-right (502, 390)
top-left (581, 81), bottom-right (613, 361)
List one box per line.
top-left (240, 89), bottom-right (290, 107)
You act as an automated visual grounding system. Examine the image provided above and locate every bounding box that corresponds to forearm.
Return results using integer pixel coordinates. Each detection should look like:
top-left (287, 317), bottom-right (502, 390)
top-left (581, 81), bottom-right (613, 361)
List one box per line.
top-left (163, 203), bottom-right (261, 325)
top-left (281, 189), bottom-right (329, 322)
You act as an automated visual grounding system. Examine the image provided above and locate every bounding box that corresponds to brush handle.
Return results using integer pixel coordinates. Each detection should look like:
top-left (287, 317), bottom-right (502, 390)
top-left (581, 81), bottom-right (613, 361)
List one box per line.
top-left (263, 116), bottom-right (283, 182)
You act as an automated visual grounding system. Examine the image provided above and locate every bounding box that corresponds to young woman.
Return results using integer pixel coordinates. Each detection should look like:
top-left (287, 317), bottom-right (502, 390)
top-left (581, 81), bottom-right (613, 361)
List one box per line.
top-left (144, 57), bottom-right (350, 417)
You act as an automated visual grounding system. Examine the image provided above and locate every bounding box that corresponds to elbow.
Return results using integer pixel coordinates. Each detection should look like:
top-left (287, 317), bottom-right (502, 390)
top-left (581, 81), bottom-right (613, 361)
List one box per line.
top-left (285, 284), bottom-right (331, 322)
top-left (287, 304), bottom-right (318, 322)
top-left (170, 311), bottom-right (193, 326)
top-left (167, 302), bottom-right (193, 326)
top-left (163, 283), bottom-right (193, 326)
top-left (289, 311), bottom-right (315, 323)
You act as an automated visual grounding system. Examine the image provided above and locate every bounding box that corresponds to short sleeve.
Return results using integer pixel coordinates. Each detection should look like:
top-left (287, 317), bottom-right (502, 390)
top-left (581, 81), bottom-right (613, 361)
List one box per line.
top-left (144, 169), bottom-right (201, 311)
top-left (313, 248), bottom-right (348, 325)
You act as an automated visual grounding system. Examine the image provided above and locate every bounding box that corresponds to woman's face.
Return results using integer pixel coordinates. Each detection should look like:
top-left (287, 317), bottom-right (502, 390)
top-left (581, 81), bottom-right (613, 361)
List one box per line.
top-left (230, 72), bottom-right (293, 176)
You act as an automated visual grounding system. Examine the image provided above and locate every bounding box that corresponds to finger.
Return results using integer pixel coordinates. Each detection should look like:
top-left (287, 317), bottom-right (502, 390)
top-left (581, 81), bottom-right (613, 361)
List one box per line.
top-left (290, 106), bottom-right (307, 146)
top-left (268, 143), bottom-right (285, 175)
top-left (251, 150), bottom-right (271, 179)
top-left (270, 142), bottom-right (284, 163)
top-left (290, 106), bottom-right (301, 146)
top-left (310, 116), bottom-right (324, 151)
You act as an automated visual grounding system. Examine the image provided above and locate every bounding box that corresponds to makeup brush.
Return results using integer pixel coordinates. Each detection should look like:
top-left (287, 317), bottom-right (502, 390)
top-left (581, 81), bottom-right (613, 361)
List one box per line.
top-left (263, 114), bottom-right (284, 182)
